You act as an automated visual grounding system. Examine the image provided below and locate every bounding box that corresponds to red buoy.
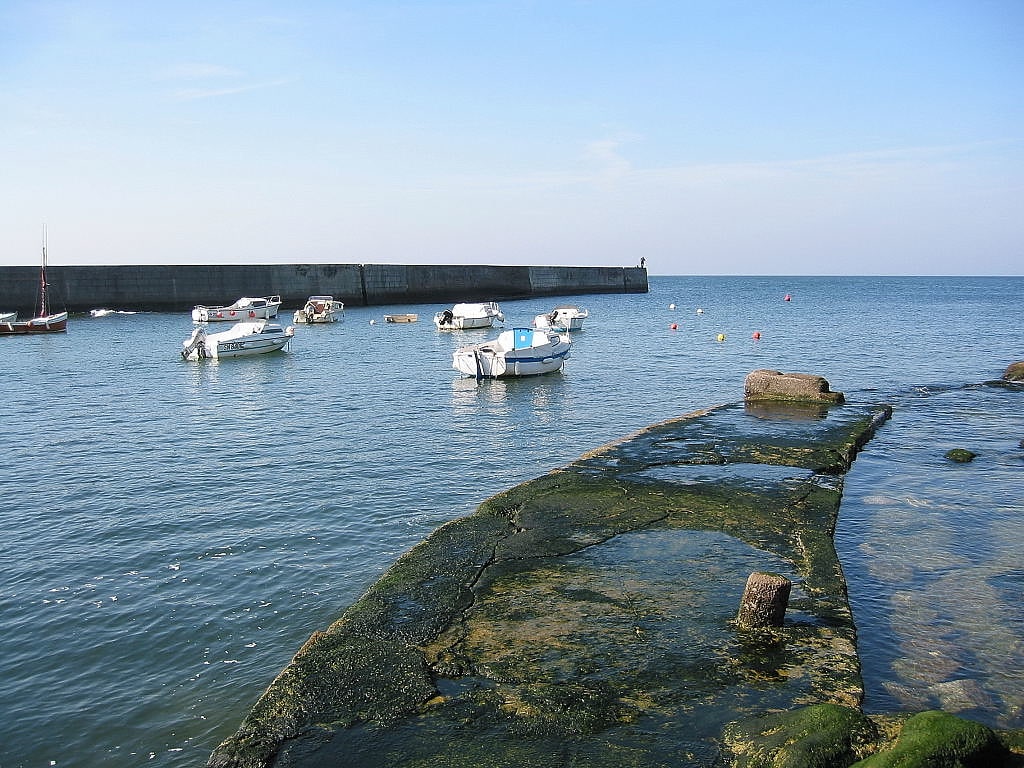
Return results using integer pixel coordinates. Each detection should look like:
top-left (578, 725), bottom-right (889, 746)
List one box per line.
top-left (670, 323), bottom-right (678, 330)
top-left (752, 331), bottom-right (761, 340)
top-left (784, 294), bottom-right (791, 302)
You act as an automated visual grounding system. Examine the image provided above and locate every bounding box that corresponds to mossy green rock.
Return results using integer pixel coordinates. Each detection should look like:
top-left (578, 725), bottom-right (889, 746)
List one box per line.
top-left (852, 710), bottom-right (1010, 768)
top-left (945, 448), bottom-right (977, 463)
top-left (725, 703), bottom-right (878, 767)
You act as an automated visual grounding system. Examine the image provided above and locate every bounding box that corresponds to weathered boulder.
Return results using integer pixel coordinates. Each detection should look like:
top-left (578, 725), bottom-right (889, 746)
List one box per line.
top-left (1003, 361), bottom-right (1024, 381)
top-left (744, 369), bottom-right (845, 404)
top-left (851, 710), bottom-right (1011, 767)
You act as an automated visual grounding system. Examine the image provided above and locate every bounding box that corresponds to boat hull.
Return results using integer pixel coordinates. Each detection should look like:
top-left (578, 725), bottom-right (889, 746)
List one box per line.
top-left (0, 312), bottom-right (68, 335)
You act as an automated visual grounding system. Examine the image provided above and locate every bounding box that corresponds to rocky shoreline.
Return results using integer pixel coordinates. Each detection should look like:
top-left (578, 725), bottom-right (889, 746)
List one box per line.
top-left (208, 370), bottom-right (1024, 768)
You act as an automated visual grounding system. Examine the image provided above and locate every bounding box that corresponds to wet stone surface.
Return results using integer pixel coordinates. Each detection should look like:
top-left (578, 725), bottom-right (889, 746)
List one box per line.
top-left (208, 401), bottom-right (892, 768)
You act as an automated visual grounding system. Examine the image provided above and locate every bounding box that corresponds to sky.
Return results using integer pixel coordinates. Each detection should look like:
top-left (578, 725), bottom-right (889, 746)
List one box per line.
top-left (1, 1), bottom-right (1021, 274)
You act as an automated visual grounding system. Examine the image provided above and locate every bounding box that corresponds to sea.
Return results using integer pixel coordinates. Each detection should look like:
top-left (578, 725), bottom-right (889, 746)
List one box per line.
top-left (1, 275), bottom-right (1021, 767)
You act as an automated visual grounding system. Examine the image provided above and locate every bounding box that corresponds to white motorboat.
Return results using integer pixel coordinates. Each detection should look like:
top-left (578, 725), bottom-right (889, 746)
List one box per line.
top-left (452, 327), bottom-right (571, 378)
top-left (0, 311), bottom-right (16, 324)
top-left (434, 301), bottom-right (504, 330)
top-left (384, 313), bottom-right (418, 323)
top-left (533, 304), bottom-right (588, 332)
top-left (293, 296), bottom-right (344, 324)
top-left (181, 319), bottom-right (294, 360)
top-left (191, 295), bottom-right (282, 323)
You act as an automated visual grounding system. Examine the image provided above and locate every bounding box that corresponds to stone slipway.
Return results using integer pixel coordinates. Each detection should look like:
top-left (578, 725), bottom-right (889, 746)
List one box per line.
top-left (208, 399), bottom-right (892, 768)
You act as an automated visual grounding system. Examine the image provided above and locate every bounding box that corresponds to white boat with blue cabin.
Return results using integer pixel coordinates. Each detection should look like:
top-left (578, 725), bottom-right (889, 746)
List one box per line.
top-left (181, 319), bottom-right (294, 360)
top-left (452, 327), bottom-right (571, 378)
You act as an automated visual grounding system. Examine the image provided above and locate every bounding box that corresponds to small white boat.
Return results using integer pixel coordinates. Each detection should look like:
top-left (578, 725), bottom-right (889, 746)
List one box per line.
top-left (293, 296), bottom-right (344, 324)
top-left (90, 308), bottom-right (137, 317)
top-left (533, 304), bottom-right (588, 332)
top-left (0, 311), bottom-right (16, 324)
top-left (384, 313), bottom-right (418, 323)
top-left (434, 301), bottom-right (504, 330)
top-left (452, 327), bottom-right (571, 378)
top-left (191, 295), bottom-right (282, 323)
top-left (181, 319), bottom-right (294, 360)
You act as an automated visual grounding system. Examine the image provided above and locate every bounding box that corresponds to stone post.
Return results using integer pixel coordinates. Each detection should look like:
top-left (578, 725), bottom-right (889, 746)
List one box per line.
top-left (737, 572), bottom-right (792, 628)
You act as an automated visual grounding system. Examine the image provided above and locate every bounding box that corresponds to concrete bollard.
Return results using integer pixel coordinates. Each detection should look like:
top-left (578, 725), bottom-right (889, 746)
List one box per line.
top-left (737, 572), bottom-right (792, 628)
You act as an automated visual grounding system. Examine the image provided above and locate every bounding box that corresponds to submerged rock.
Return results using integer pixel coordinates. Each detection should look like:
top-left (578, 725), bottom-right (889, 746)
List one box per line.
top-left (945, 448), bottom-right (977, 463)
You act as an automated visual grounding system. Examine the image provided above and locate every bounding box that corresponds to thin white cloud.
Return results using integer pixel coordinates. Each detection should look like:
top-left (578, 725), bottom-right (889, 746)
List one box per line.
top-left (172, 78), bottom-right (291, 101)
top-left (158, 63), bottom-right (245, 81)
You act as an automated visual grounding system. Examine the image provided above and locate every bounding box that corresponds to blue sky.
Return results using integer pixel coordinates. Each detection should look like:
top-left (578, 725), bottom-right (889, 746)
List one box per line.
top-left (1, 1), bottom-right (1021, 274)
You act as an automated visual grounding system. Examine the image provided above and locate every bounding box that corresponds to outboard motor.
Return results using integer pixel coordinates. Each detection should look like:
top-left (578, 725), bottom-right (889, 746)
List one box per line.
top-left (181, 326), bottom-right (207, 360)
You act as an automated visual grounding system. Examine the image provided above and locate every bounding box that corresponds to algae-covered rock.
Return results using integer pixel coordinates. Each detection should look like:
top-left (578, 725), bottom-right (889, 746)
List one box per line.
top-left (724, 703), bottom-right (878, 767)
top-left (945, 448), bottom-right (977, 463)
top-left (851, 710), bottom-right (1011, 767)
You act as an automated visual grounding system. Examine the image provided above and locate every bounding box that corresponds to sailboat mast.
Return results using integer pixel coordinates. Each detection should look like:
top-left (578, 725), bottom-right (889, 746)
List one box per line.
top-left (39, 224), bottom-right (48, 317)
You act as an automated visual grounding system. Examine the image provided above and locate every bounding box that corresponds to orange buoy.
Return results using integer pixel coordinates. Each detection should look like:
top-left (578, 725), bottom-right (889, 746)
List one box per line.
top-left (752, 331), bottom-right (761, 340)
top-left (670, 323), bottom-right (678, 330)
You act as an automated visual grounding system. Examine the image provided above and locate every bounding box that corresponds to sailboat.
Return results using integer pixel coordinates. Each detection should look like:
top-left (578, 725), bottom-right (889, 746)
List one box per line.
top-left (0, 227), bottom-right (68, 335)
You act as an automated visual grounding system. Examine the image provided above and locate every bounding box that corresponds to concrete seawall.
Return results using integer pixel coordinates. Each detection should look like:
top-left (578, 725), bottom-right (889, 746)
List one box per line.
top-left (1, 263), bottom-right (647, 314)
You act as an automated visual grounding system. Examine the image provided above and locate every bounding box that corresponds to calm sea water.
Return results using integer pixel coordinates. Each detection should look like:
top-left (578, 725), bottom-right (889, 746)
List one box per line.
top-left (1, 276), bottom-right (1021, 767)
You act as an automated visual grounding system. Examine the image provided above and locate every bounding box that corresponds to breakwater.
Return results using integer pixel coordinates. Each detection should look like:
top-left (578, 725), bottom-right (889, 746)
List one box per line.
top-left (0, 263), bottom-right (647, 314)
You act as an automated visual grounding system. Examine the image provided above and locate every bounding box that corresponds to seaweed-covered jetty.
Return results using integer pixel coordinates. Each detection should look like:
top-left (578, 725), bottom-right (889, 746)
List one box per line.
top-left (209, 373), bottom-right (906, 767)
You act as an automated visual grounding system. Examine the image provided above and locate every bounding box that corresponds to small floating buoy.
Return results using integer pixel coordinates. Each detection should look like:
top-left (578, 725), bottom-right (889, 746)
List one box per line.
top-left (752, 331), bottom-right (761, 340)
top-left (369, 319), bottom-right (376, 325)
top-left (670, 323), bottom-right (678, 330)
top-left (696, 308), bottom-right (704, 314)
top-left (784, 294), bottom-right (791, 302)
top-left (669, 303), bottom-right (676, 310)
top-left (716, 333), bottom-right (726, 342)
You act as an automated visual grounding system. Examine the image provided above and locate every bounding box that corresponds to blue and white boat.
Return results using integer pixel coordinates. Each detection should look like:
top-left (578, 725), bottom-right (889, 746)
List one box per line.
top-left (452, 327), bottom-right (571, 378)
